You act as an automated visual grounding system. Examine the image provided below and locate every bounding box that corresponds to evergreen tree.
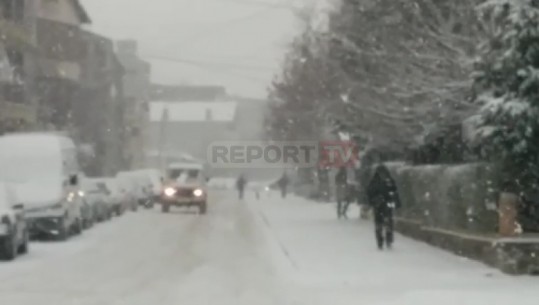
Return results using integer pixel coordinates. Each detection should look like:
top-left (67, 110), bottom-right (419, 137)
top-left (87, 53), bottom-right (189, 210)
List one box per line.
top-left (475, 0), bottom-right (539, 191)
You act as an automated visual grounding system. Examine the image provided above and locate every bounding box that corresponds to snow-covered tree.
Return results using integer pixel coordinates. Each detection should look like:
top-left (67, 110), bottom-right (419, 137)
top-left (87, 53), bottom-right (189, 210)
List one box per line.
top-left (474, 0), bottom-right (539, 190)
top-left (326, 0), bottom-right (488, 149)
top-left (266, 17), bottom-right (339, 142)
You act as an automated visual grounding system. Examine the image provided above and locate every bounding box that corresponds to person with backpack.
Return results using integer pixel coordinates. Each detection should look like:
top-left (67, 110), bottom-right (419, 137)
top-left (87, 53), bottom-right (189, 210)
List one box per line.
top-left (366, 164), bottom-right (401, 250)
top-left (335, 166), bottom-right (349, 219)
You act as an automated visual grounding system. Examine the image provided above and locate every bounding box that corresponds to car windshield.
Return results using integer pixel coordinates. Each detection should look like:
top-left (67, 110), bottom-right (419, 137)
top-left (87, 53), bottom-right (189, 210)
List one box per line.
top-left (169, 169), bottom-right (200, 180)
top-left (5, 0), bottom-right (539, 304)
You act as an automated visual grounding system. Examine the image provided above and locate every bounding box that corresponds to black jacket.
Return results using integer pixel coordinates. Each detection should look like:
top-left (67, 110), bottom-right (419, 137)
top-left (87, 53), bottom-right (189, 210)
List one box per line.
top-left (366, 165), bottom-right (401, 209)
top-left (335, 169), bottom-right (348, 186)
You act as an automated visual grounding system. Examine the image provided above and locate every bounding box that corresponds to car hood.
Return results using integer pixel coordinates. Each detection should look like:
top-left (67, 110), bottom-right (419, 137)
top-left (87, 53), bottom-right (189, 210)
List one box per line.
top-left (174, 182), bottom-right (205, 189)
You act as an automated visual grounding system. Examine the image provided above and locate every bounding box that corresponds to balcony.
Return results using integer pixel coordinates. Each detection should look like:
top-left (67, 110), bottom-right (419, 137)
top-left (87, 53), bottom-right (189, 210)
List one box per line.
top-left (37, 58), bottom-right (81, 82)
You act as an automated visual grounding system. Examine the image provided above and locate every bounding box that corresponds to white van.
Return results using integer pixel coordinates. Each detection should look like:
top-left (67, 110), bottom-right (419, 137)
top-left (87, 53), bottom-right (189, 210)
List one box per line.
top-left (0, 133), bottom-right (83, 240)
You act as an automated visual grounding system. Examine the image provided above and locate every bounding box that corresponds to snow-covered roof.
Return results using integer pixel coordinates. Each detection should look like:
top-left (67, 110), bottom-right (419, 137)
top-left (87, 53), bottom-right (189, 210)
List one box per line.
top-left (149, 101), bottom-right (237, 122)
top-left (168, 162), bottom-right (204, 170)
top-left (0, 133), bottom-right (75, 156)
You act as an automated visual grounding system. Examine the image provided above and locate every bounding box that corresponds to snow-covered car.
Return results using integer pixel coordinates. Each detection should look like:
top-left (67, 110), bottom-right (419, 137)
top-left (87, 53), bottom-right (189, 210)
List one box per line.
top-left (94, 178), bottom-right (127, 216)
top-left (81, 178), bottom-right (112, 224)
top-left (0, 183), bottom-right (29, 260)
top-left (160, 162), bottom-right (208, 214)
top-left (115, 173), bottom-right (140, 212)
top-left (131, 169), bottom-right (164, 207)
top-left (0, 133), bottom-right (83, 240)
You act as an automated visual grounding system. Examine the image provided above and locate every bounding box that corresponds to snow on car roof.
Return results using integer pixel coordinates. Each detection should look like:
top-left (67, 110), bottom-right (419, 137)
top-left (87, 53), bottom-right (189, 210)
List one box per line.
top-left (150, 101), bottom-right (237, 122)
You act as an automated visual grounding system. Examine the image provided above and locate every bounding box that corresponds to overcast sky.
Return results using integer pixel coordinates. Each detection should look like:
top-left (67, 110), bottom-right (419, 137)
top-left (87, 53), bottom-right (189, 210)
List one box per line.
top-left (81, 0), bottom-right (318, 98)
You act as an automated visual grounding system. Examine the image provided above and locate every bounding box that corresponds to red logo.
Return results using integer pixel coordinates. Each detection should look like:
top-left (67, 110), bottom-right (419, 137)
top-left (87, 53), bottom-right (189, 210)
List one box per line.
top-left (319, 141), bottom-right (359, 168)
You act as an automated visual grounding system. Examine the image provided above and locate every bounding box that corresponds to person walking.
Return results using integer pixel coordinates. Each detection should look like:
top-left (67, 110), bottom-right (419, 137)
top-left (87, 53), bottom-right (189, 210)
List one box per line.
top-left (335, 166), bottom-right (349, 219)
top-left (366, 164), bottom-right (401, 250)
top-left (277, 172), bottom-right (289, 199)
top-left (236, 174), bottom-right (247, 200)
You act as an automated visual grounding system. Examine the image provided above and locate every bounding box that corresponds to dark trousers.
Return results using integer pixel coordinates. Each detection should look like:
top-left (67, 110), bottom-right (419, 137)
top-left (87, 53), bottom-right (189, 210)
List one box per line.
top-left (337, 200), bottom-right (351, 219)
top-left (280, 187), bottom-right (287, 198)
top-left (238, 189), bottom-right (244, 199)
top-left (374, 207), bottom-right (394, 249)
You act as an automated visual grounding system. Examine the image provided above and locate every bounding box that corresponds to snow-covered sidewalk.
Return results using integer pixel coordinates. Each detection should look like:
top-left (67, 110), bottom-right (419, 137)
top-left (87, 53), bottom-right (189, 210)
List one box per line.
top-left (248, 193), bottom-right (538, 305)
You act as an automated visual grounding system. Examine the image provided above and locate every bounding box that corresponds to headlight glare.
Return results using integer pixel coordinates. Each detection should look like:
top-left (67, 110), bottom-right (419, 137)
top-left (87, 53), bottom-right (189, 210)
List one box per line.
top-left (193, 189), bottom-right (204, 197)
top-left (164, 187), bottom-right (176, 197)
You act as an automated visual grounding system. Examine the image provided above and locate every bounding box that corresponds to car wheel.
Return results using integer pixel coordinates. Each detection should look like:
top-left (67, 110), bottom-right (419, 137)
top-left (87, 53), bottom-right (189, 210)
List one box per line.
top-left (18, 230), bottom-right (29, 255)
top-left (199, 202), bottom-right (207, 215)
top-left (162, 203), bottom-right (170, 213)
top-left (1, 235), bottom-right (17, 261)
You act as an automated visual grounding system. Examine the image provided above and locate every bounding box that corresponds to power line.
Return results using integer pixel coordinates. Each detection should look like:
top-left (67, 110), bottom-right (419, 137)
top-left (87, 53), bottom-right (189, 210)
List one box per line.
top-left (176, 6), bottom-right (278, 49)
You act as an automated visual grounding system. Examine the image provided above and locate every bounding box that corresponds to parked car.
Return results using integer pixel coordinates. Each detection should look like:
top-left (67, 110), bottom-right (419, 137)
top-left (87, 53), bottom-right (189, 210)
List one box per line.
top-left (115, 173), bottom-right (140, 212)
top-left (160, 162), bottom-right (208, 214)
top-left (0, 133), bottom-right (83, 240)
top-left (132, 169), bottom-right (163, 208)
top-left (81, 177), bottom-right (111, 224)
top-left (0, 183), bottom-right (29, 260)
top-left (94, 178), bottom-right (127, 216)
top-left (117, 171), bottom-right (160, 209)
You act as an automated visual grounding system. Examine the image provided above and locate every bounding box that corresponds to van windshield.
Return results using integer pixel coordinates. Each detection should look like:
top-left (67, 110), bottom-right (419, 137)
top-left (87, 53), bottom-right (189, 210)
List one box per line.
top-left (169, 169), bottom-right (200, 180)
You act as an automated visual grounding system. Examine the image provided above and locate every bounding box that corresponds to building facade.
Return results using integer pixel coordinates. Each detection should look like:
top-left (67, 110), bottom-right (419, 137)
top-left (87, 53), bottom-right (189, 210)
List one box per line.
top-left (116, 40), bottom-right (151, 169)
top-left (0, 0), bottom-right (39, 134)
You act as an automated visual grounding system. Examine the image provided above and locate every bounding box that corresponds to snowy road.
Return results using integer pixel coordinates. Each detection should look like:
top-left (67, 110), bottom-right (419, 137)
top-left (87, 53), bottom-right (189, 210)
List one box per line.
top-left (0, 191), bottom-right (287, 305)
top-left (0, 190), bottom-right (537, 305)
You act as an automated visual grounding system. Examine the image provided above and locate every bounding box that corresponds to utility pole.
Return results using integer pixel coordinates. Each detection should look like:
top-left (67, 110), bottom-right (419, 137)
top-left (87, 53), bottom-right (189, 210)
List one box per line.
top-left (158, 106), bottom-right (169, 172)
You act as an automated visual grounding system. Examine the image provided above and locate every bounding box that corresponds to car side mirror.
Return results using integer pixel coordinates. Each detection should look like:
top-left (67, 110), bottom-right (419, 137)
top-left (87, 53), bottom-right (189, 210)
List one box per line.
top-left (12, 203), bottom-right (24, 210)
top-left (70, 174), bottom-right (78, 186)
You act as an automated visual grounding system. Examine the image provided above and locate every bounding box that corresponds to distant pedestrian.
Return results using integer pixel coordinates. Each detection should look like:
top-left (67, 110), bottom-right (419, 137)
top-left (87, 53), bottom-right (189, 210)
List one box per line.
top-left (236, 174), bottom-right (247, 200)
top-left (335, 166), bottom-right (349, 219)
top-left (366, 164), bottom-right (401, 250)
top-left (277, 173), bottom-right (289, 198)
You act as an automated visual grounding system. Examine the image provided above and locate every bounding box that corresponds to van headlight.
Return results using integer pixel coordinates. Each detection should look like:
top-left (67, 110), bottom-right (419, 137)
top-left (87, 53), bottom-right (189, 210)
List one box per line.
top-left (193, 189), bottom-right (204, 197)
top-left (67, 192), bottom-right (76, 202)
top-left (164, 187), bottom-right (176, 197)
